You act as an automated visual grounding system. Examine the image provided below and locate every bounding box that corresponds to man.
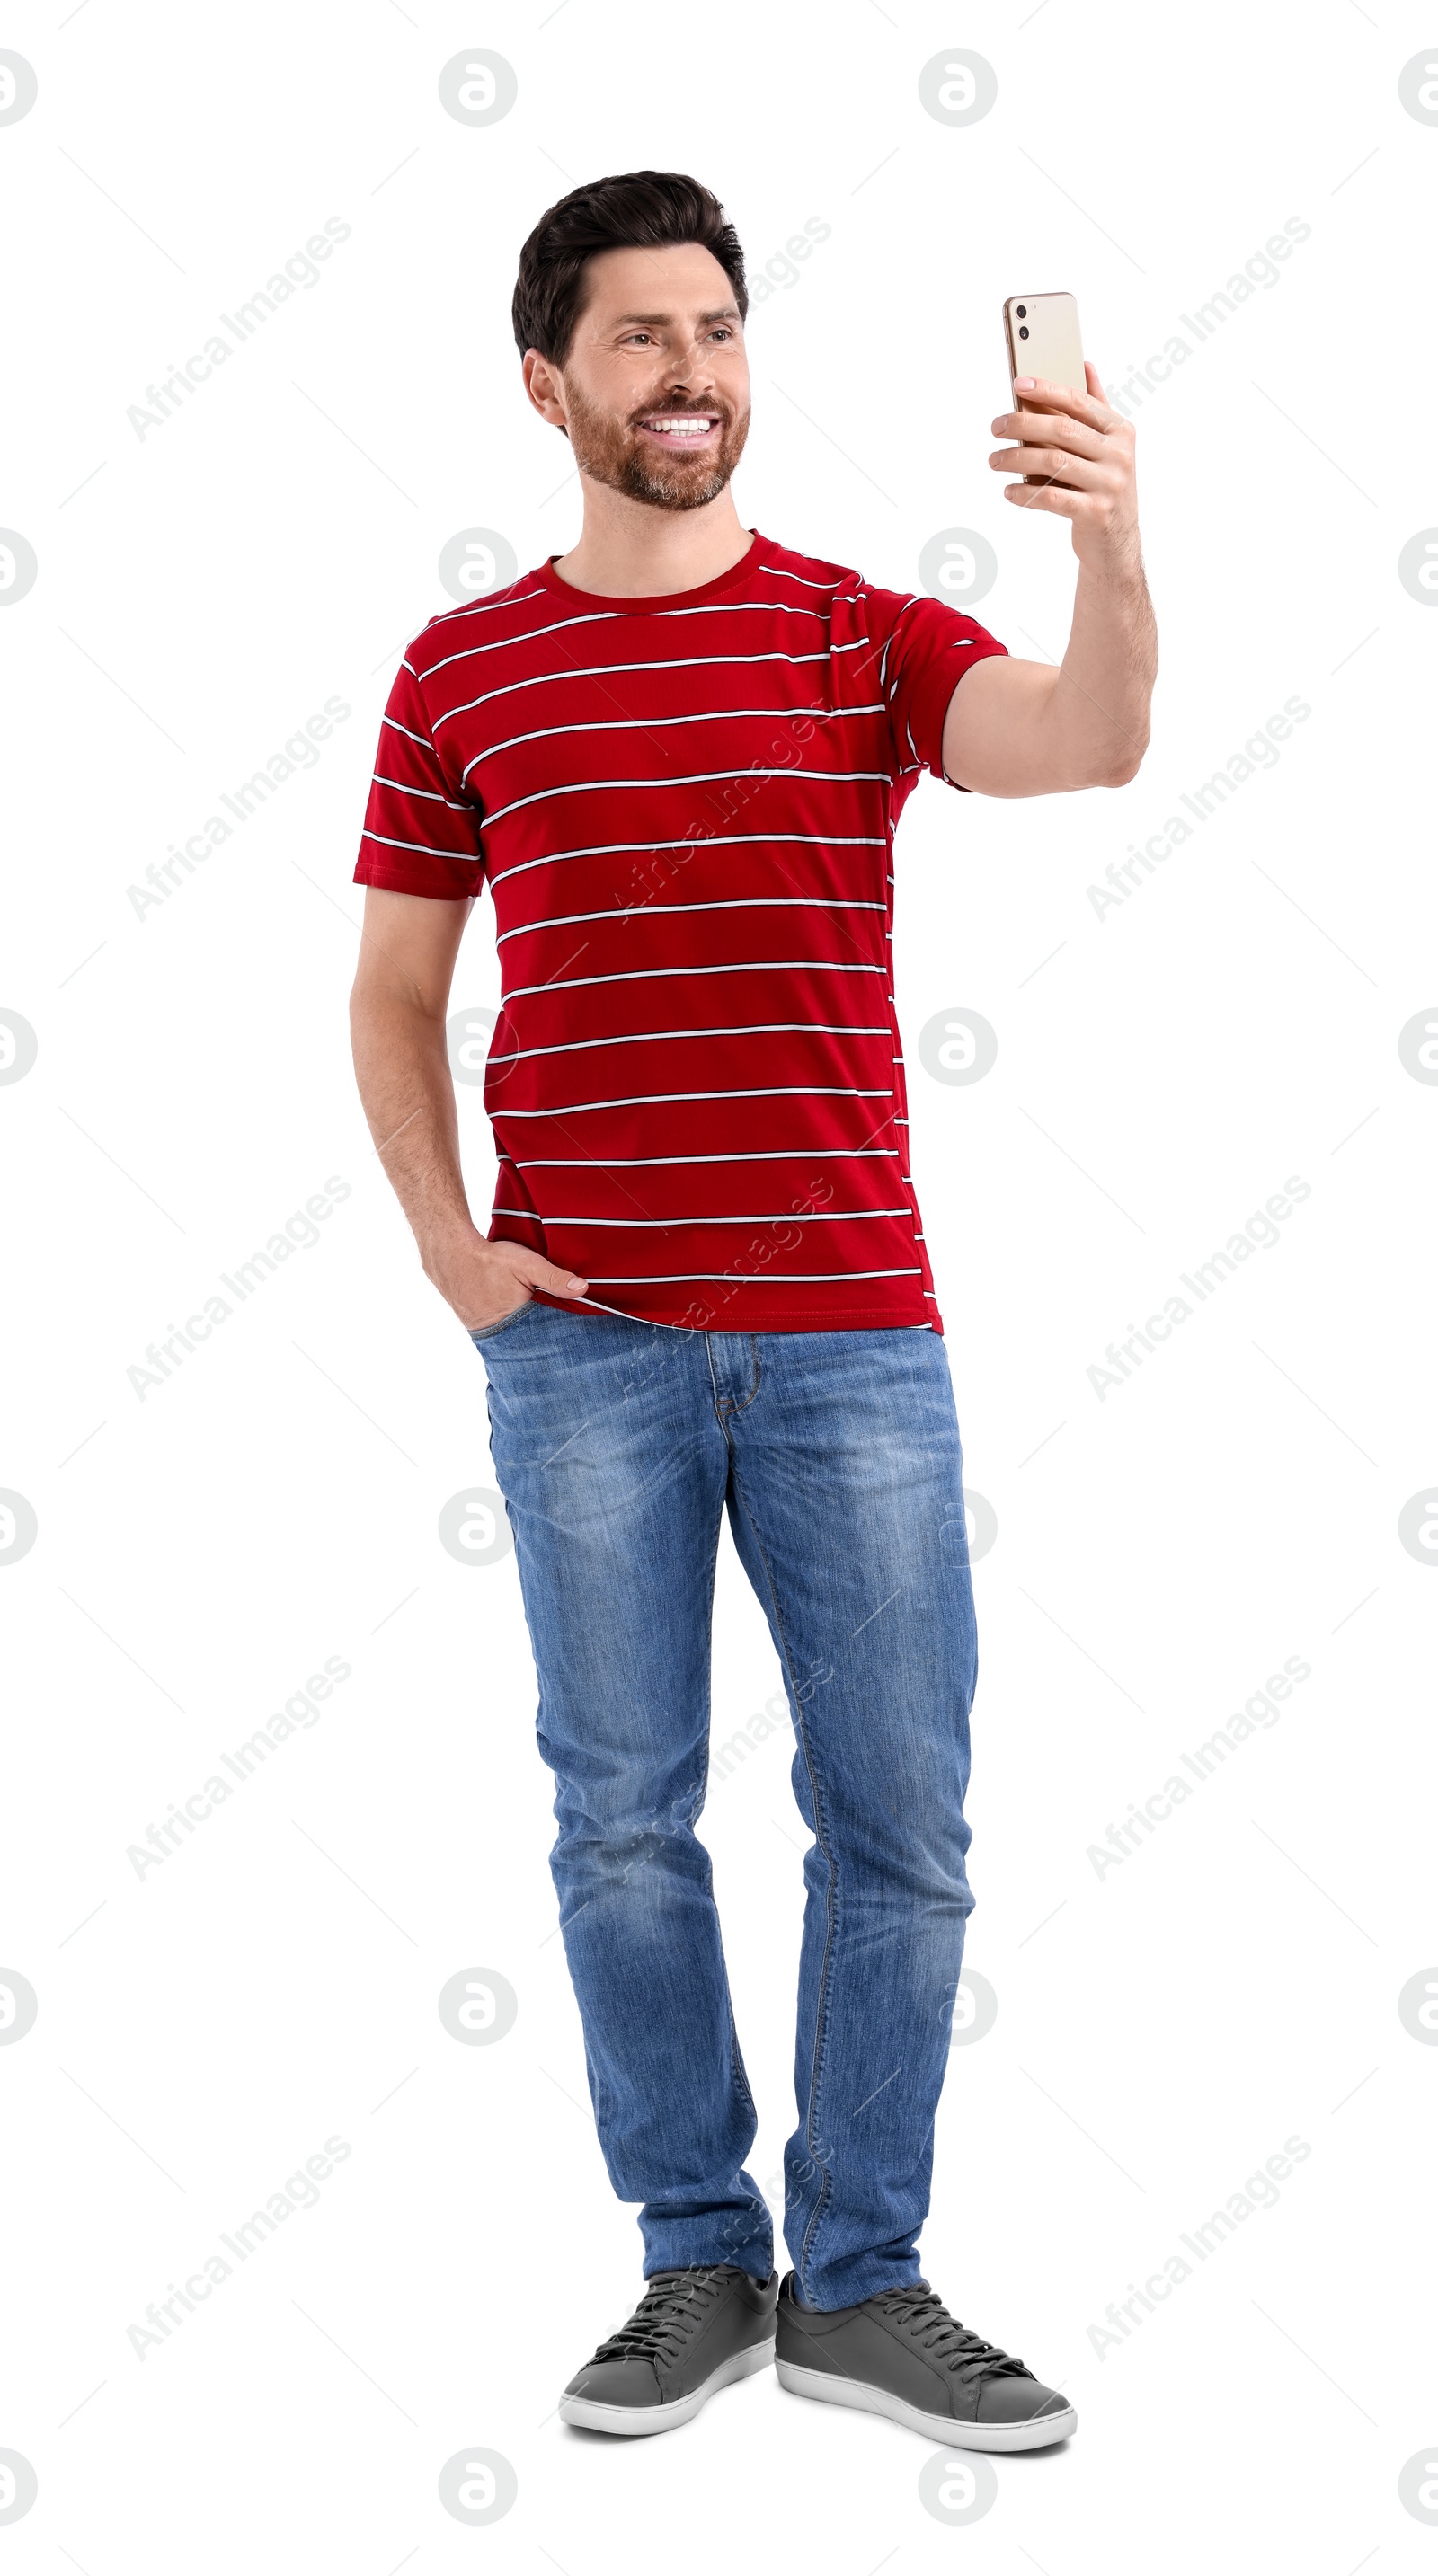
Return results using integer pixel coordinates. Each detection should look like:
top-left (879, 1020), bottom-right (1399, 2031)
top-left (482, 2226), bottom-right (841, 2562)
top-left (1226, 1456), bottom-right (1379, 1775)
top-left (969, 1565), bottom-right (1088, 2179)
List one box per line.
top-left (350, 170), bottom-right (1155, 2449)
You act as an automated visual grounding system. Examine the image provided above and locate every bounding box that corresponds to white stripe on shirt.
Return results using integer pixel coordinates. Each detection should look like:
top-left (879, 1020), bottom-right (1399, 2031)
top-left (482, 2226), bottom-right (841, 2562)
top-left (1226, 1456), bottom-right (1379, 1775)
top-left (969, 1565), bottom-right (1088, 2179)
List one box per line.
top-left (487, 1022), bottom-right (893, 1065)
top-left (508, 1148), bottom-right (901, 1166)
top-left (493, 1208), bottom-right (914, 1227)
top-left (464, 702), bottom-right (883, 768)
top-left (430, 638), bottom-right (874, 727)
top-left (494, 894), bottom-right (887, 943)
top-left (569, 1267), bottom-right (925, 1284)
top-left (501, 960), bottom-right (887, 1000)
top-left (487, 833), bottom-right (887, 890)
top-left (483, 766), bottom-right (892, 830)
top-left (495, 1085), bottom-right (893, 1116)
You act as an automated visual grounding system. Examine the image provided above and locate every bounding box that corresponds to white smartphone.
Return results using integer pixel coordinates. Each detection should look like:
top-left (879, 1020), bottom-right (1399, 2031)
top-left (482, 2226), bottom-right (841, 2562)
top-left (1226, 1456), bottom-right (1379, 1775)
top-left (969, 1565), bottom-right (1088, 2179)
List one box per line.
top-left (1002, 291), bottom-right (1086, 484)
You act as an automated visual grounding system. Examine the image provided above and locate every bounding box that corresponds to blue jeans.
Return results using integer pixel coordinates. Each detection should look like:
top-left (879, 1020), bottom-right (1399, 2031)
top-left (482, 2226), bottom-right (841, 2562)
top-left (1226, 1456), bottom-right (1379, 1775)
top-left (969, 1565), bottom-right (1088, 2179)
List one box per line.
top-left (474, 1303), bottom-right (978, 2311)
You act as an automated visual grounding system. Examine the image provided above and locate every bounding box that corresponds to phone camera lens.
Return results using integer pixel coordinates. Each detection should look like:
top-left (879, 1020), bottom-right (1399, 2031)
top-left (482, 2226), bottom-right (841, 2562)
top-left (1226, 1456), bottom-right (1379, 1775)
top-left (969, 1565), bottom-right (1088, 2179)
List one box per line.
top-left (1018, 325), bottom-right (1029, 340)
top-left (1016, 305), bottom-right (1027, 319)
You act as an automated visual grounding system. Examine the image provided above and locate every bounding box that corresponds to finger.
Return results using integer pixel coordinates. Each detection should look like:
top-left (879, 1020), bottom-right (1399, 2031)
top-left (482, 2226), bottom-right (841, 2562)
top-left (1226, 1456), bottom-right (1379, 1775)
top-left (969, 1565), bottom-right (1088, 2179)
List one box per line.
top-left (1010, 372), bottom-right (1119, 434)
top-left (1084, 359), bottom-right (1112, 409)
top-left (989, 445), bottom-right (1107, 489)
top-left (505, 1244), bottom-right (590, 1297)
top-left (992, 407), bottom-right (1106, 458)
top-left (1000, 480), bottom-right (1083, 518)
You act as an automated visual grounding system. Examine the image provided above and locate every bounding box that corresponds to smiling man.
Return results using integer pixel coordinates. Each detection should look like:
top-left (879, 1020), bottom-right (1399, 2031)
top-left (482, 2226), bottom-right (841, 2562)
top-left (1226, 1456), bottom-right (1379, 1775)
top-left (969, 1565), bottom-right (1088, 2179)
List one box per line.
top-left (350, 170), bottom-right (1155, 2451)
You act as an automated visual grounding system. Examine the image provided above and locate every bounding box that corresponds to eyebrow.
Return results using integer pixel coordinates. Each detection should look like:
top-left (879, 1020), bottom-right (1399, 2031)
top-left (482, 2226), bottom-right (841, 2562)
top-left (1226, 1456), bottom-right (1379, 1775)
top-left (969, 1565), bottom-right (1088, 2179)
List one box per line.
top-left (610, 306), bottom-right (741, 326)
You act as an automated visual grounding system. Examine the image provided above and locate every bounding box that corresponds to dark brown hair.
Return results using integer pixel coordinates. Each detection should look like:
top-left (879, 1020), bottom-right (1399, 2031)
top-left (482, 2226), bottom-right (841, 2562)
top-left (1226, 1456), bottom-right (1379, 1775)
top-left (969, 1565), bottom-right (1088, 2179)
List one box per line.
top-left (512, 169), bottom-right (748, 363)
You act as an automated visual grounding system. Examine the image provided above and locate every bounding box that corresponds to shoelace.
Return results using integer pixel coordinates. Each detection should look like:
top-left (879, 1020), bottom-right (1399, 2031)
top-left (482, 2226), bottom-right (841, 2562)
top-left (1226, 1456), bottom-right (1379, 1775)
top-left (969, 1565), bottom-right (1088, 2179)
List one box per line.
top-left (874, 2285), bottom-right (1031, 2383)
top-left (589, 2267), bottom-right (734, 2367)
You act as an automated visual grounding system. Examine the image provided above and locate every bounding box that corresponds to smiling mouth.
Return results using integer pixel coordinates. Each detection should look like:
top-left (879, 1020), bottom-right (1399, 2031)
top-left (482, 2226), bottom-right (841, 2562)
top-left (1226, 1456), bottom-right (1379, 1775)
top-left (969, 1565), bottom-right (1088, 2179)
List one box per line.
top-left (635, 412), bottom-right (722, 450)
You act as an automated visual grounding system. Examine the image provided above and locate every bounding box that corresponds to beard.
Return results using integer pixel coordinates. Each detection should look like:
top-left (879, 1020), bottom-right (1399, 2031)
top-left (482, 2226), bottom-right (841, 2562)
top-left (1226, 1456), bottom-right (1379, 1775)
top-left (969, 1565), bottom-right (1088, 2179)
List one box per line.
top-left (561, 380), bottom-right (750, 512)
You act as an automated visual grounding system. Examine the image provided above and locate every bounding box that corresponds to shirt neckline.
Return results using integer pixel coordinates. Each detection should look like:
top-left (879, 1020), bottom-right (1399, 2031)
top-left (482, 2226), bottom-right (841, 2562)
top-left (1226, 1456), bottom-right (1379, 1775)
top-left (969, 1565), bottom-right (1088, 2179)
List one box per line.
top-left (536, 529), bottom-right (775, 615)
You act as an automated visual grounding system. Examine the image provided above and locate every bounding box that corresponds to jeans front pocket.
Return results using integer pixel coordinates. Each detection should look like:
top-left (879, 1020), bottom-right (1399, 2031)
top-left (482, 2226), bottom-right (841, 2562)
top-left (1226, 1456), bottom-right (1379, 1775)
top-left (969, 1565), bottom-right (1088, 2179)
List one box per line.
top-left (468, 1297), bottom-right (535, 1345)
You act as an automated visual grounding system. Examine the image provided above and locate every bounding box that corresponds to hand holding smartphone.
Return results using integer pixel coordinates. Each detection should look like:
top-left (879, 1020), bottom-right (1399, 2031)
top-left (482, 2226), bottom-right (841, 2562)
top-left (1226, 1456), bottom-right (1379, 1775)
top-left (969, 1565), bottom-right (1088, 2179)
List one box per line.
top-left (1001, 292), bottom-right (1086, 485)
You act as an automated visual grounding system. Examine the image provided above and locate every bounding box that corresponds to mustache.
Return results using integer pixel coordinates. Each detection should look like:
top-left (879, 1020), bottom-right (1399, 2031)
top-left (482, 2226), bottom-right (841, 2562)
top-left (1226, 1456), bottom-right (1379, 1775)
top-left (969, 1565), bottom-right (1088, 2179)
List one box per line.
top-left (628, 400), bottom-right (733, 424)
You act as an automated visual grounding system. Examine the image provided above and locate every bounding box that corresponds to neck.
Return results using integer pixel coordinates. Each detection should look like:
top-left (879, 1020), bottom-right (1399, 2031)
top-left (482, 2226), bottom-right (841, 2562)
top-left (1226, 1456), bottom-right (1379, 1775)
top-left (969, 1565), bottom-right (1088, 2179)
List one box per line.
top-left (554, 479), bottom-right (753, 597)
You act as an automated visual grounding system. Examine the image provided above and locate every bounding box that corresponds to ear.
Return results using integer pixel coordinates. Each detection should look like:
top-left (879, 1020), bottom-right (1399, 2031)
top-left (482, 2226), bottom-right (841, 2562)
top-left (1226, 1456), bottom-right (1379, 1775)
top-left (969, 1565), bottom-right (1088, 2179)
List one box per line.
top-left (522, 347), bottom-right (567, 429)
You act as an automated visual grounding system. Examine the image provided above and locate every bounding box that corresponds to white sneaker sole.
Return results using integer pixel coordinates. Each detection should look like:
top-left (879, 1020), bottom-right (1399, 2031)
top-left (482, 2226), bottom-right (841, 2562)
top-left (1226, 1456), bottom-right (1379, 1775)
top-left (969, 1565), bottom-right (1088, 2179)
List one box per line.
top-left (560, 2335), bottom-right (776, 2437)
top-left (775, 2356), bottom-right (1077, 2452)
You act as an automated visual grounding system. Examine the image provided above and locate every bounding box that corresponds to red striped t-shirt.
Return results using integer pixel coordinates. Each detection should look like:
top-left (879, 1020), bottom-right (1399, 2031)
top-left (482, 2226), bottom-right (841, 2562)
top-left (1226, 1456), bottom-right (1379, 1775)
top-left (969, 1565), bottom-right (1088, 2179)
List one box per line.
top-left (353, 530), bottom-right (1006, 1335)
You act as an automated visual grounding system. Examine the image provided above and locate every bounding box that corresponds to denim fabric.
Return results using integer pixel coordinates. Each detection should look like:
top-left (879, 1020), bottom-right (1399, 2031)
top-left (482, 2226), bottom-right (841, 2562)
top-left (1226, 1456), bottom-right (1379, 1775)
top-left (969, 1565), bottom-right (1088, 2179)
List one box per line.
top-left (475, 1303), bottom-right (978, 2311)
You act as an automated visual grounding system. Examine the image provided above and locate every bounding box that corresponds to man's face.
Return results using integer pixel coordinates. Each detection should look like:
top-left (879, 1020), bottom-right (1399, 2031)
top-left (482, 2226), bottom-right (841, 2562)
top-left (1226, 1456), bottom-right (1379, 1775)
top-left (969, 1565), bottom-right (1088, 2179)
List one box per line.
top-left (524, 242), bottom-right (750, 511)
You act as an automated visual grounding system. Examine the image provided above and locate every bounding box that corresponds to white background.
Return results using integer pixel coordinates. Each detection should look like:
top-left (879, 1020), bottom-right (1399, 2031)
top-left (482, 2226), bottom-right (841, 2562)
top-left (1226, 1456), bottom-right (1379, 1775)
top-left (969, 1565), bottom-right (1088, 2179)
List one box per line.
top-left (3, 2), bottom-right (1436, 2567)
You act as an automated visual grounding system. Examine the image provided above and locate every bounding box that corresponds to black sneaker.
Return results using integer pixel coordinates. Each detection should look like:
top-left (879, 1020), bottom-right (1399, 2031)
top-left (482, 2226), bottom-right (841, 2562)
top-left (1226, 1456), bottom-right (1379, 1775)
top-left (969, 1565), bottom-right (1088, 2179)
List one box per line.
top-left (560, 2265), bottom-right (779, 2437)
top-left (775, 2272), bottom-right (1076, 2451)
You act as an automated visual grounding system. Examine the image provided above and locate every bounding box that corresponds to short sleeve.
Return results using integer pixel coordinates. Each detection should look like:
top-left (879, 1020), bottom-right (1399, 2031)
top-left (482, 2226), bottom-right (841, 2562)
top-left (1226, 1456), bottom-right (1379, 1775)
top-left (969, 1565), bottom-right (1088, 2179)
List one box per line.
top-left (870, 589), bottom-right (1007, 789)
top-left (353, 652), bottom-right (485, 899)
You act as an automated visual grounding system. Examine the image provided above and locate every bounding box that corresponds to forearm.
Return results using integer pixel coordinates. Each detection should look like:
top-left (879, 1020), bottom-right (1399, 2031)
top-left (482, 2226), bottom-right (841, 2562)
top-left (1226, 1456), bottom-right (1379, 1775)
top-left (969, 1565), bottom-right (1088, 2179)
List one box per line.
top-left (350, 987), bottom-right (481, 1266)
top-left (1042, 550), bottom-right (1157, 788)
top-left (944, 361), bottom-right (1157, 798)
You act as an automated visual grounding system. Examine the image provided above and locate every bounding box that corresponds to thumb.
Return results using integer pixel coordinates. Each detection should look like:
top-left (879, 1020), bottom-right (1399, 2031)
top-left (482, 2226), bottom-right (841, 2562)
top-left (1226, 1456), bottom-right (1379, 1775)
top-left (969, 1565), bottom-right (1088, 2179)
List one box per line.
top-left (507, 1244), bottom-right (590, 1301)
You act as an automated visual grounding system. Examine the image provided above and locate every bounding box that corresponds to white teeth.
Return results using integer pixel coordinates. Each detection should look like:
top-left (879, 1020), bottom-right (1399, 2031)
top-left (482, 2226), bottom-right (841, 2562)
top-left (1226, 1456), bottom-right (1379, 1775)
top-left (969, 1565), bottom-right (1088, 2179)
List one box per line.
top-left (644, 417), bottom-right (715, 435)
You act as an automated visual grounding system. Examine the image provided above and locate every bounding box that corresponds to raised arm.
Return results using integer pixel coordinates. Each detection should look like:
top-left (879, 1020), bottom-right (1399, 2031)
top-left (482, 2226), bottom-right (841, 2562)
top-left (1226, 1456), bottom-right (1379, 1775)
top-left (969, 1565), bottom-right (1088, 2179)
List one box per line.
top-left (942, 365), bottom-right (1157, 799)
top-left (349, 885), bottom-right (588, 1331)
